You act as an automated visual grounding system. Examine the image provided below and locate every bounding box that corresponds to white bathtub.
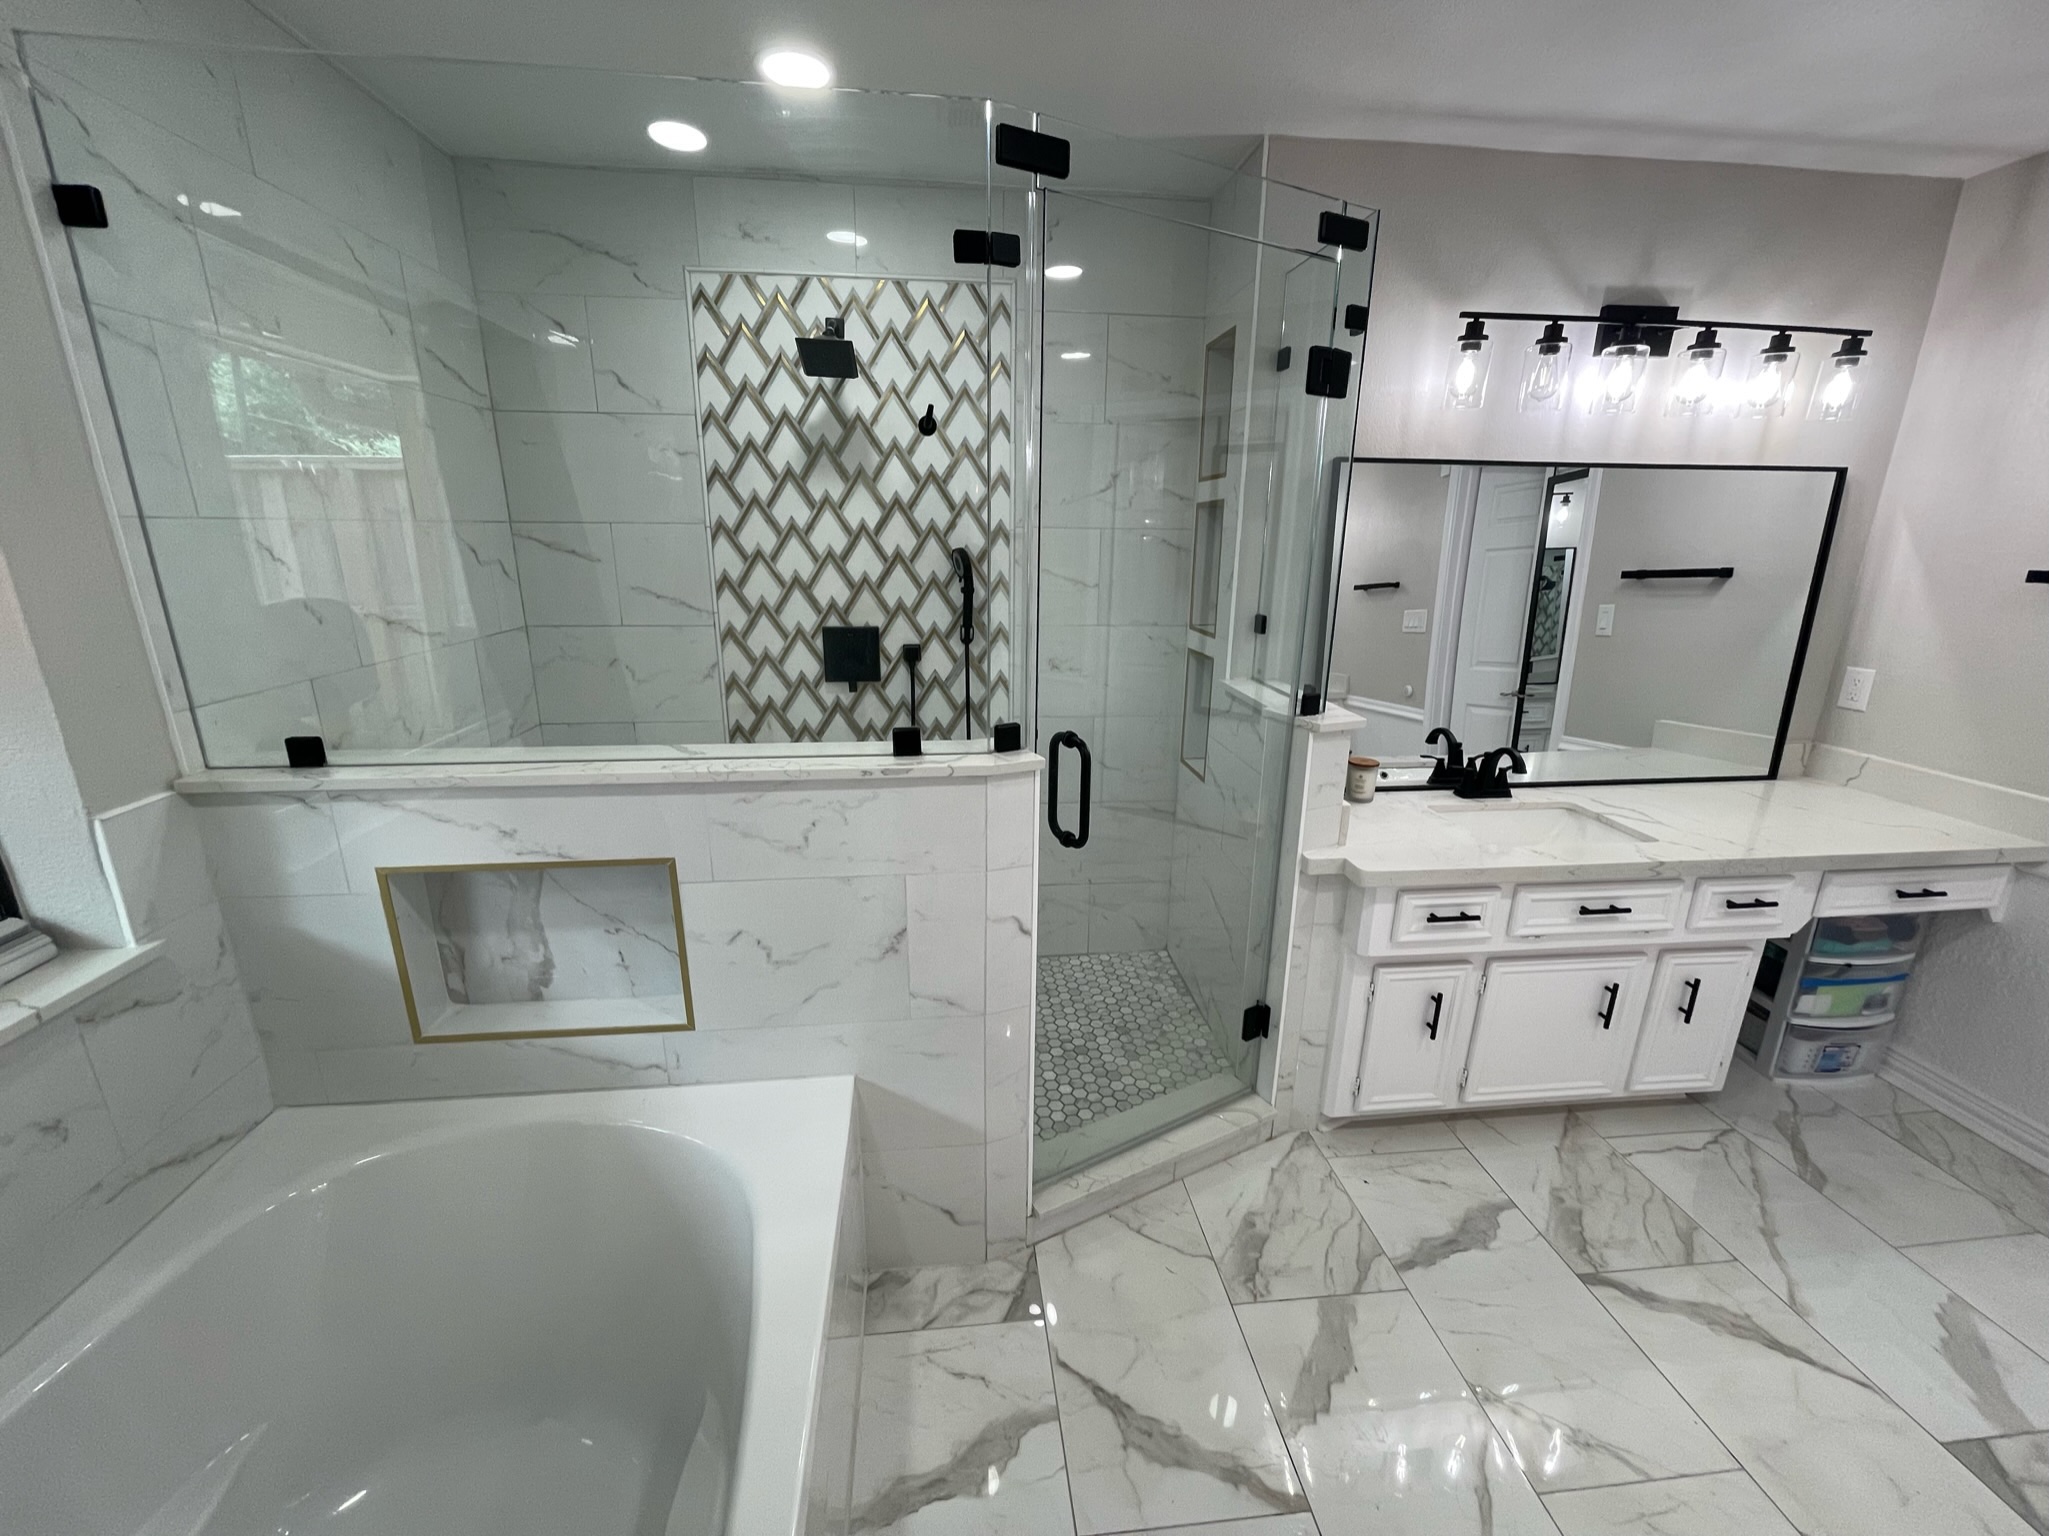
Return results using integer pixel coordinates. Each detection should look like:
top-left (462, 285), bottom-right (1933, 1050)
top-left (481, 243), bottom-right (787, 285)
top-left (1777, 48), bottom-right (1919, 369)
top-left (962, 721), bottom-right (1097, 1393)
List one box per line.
top-left (0, 1075), bottom-right (860, 1536)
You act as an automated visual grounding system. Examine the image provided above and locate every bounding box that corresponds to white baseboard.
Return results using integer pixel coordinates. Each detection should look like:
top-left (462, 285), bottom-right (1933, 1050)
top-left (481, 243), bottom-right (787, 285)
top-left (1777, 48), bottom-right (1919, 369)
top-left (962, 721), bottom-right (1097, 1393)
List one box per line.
top-left (1883, 1045), bottom-right (2049, 1175)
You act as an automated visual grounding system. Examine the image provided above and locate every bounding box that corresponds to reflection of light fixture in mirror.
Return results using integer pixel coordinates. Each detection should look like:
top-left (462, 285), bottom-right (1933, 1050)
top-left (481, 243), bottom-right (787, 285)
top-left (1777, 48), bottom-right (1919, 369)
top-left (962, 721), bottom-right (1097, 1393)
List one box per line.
top-left (1744, 331), bottom-right (1800, 416)
top-left (826, 229), bottom-right (868, 247)
top-left (1590, 328), bottom-right (1650, 414)
top-left (1551, 490), bottom-right (1574, 525)
top-left (1518, 321), bottom-right (1572, 412)
top-left (757, 49), bottom-right (833, 88)
top-left (545, 330), bottom-right (580, 347)
top-left (1045, 263), bottom-right (1083, 280)
top-left (646, 120), bottom-right (708, 153)
top-left (1445, 318), bottom-right (1491, 409)
top-left (1809, 336), bottom-right (1864, 421)
top-left (1668, 327), bottom-right (1725, 416)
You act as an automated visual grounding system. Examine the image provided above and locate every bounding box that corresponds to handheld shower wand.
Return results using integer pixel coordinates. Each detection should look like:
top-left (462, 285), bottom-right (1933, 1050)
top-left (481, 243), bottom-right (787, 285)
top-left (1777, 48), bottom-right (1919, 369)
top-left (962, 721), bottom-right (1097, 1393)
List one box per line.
top-left (950, 547), bottom-right (976, 738)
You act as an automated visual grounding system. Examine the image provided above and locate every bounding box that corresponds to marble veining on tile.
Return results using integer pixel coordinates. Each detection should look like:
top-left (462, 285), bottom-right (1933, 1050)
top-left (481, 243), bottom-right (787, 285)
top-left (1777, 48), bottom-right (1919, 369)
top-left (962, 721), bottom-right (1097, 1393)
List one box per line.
top-left (866, 1258), bottom-right (1043, 1335)
top-left (1542, 1470), bottom-right (1799, 1536)
top-left (1184, 1132), bottom-right (1400, 1303)
top-left (1949, 1433), bottom-right (2049, 1535)
top-left (1873, 1112), bottom-right (2049, 1236)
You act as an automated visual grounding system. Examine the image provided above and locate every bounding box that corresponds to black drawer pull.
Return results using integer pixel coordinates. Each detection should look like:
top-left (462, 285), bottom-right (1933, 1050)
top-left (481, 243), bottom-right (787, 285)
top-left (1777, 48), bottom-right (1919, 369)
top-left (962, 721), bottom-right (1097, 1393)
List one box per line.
top-left (1597, 981), bottom-right (1620, 1030)
top-left (1578, 903), bottom-right (1632, 916)
top-left (1725, 897), bottom-right (1779, 910)
top-left (1896, 887), bottom-right (1947, 900)
top-left (1425, 911), bottom-right (1483, 924)
top-left (1424, 991), bottom-right (1444, 1041)
top-left (1679, 976), bottom-right (1702, 1024)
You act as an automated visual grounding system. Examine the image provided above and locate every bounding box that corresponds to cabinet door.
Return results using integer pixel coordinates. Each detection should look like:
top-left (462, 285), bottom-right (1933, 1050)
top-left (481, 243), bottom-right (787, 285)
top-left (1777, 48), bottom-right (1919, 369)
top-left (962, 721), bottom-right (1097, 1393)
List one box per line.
top-left (1463, 952), bottom-right (1651, 1104)
top-left (1630, 947), bottom-right (1759, 1093)
top-left (1347, 962), bottom-right (1479, 1114)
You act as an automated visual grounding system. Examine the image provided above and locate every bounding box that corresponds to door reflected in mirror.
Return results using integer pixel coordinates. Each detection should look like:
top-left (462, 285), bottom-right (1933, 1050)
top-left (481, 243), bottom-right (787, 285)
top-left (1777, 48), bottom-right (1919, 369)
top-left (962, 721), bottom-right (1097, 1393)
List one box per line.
top-left (1326, 459), bottom-right (1842, 787)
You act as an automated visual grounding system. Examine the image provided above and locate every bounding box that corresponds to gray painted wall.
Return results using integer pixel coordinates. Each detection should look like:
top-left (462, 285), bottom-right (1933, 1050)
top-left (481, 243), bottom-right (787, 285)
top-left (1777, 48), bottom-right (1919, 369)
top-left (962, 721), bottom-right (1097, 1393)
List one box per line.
top-left (1329, 460), bottom-right (1441, 706)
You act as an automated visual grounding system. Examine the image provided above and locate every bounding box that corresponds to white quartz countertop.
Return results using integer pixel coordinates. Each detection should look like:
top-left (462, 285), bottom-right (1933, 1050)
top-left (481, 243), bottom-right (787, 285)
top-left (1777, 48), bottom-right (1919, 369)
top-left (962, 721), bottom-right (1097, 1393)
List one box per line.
top-left (175, 747), bottom-right (1043, 796)
top-left (1305, 778), bottom-right (2049, 888)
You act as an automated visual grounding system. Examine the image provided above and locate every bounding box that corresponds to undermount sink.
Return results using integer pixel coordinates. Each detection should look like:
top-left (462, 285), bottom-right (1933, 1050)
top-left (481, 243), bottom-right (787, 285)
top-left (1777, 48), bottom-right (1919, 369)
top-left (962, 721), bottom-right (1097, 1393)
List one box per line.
top-left (1424, 800), bottom-right (1650, 856)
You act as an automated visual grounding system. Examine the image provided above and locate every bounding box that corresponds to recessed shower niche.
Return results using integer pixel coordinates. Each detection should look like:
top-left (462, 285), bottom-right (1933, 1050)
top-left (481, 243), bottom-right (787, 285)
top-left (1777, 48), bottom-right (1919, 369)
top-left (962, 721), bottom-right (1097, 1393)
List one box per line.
top-left (378, 860), bottom-right (693, 1040)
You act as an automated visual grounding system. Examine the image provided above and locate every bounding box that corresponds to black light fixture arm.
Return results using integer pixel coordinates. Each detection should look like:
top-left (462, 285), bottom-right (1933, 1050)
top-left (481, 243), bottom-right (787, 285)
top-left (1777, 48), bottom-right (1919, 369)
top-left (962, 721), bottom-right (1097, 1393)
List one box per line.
top-left (1457, 310), bottom-right (1872, 341)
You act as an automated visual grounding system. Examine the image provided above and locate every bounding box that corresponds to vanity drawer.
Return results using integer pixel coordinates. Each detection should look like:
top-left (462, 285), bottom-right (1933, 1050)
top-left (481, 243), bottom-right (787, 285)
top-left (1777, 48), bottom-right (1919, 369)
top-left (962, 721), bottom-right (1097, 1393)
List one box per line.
top-left (1688, 875), bottom-right (1814, 935)
top-left (1508, 880), bottom-right (1683, 939)
top-left (1815, 865), bottom-right (2013, 918)
top-left (1389, 887), bottom-right (1507, 945)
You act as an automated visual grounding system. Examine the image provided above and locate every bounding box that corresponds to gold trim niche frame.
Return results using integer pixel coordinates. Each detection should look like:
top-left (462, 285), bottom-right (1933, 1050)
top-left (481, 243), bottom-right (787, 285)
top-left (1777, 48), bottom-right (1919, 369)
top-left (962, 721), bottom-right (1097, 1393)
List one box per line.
top-left (376, 858), bottom-right (695, 1043)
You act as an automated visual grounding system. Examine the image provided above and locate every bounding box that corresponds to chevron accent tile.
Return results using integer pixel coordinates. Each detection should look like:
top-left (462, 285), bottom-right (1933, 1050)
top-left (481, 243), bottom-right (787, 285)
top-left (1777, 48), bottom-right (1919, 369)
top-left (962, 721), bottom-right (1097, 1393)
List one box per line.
top-left (691, 271), bottom-right (1014, 743)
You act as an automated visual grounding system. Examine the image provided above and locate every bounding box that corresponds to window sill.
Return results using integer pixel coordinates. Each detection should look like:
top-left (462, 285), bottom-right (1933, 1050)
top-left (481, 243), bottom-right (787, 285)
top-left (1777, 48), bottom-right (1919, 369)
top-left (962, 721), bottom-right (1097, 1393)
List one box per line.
top-left (0, 944), bottom-right (162, 1050)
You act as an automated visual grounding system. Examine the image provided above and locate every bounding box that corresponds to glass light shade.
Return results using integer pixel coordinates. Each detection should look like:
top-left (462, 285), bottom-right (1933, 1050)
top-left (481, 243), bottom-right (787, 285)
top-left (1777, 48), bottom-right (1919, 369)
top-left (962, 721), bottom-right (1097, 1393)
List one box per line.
top-left (1809, 342), bottom-right (1864, 421)
top-left (1446, 326), bottom-right (1492, 409)
top-left (1668, 331), bottom-right (1725, 416)
top-left (1589, 343), bottom-right (1650, 415)
top-left (1518, 326), bottom-right (1573, 412)
top-left (1744, 333), bottom-right (1801, 417)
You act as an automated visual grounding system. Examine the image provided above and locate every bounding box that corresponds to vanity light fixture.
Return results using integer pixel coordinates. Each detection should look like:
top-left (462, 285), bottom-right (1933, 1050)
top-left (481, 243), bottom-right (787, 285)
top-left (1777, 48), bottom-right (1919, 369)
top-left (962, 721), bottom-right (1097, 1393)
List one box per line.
top-left (646, 119), bottom-right (708, 153)
top-left (1045, 263), bottom-right (1084, 280)
top-left (1809, 335), bottom-right (1864, 421)
top-left (1590, 327), bottom-right (1651, 415)
top-left (1744, 331), bottom-right (1800, 417)
top-left (1518, 321), bottom-right (1572, 412)
top-left (826, 229), bottom-right (868, 247)
top-left (1668, 327), bottom-right (1725, 416)
top-left (1445, 318), bottom-right (1491, 409)
top-left (758, 48), bottom-right (833, 88)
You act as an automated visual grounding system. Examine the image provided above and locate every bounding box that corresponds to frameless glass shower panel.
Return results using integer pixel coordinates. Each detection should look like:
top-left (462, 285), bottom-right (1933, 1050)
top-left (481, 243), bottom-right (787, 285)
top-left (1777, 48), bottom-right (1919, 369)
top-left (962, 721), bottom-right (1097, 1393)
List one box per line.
top-left (26, 36), bottom-right (1012, 763)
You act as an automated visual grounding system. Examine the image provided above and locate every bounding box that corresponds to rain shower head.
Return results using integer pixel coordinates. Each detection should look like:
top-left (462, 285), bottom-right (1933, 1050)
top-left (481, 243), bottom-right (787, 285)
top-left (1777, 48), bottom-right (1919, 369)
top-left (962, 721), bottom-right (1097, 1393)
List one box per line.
top-left (796, 316), bottom-right (859, 379)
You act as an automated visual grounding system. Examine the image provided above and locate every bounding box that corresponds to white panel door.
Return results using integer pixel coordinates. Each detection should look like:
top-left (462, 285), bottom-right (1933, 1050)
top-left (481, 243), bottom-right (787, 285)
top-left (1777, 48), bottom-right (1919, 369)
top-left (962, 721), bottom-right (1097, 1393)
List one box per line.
top-left (1448, 468), bottom-right (1543, 752)
top-left (1464, 951), bottom-right (1652, 1104)
top-left (1349, 961), bottom-right (1479, 1114)
top-left (1630, 947), bottom-right (1759, 1093)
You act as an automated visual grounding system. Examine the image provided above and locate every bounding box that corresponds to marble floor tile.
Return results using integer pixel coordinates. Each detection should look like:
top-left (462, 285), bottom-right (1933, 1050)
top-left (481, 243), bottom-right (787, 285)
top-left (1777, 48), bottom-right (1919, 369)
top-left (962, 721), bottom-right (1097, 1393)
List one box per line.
top-left (1036, 1183), bottom-right (1308, 1533)
top-left (1569, 1101), bottom-right (1730, 1137)
top-left (1236, 1291), bottom-right (1558, 1535)
top-left (1185, 1132), bottom-right (1401, 1303)
top-left (1313, 1119), bottom-right (1464, 1156)
top-left (1950, 1433), bottom-right (2049, 1534)
top-left (866, 1257), bottom-right (1044, 1335)
top-left (1329, 1150), bottom-right (1733, 1492)
top-left (1619, 1127), bottom-right (2049, 1441)
top-left (1902, 1234), bottom-right (2049, 1361)
top-left (1587, 1262), bottom-right (2034, 1536)
top-left (849, 1322), bottom-right (1073, 1535)
top-left (1542, 1470), bottom-right (1797, 1536)
top-left (1128, 1520), bottom-right (1320, 1536)
top-left (1872, 1113), bottom-right (2049, 1236)
top-left (1452, 1111), bottom-right (1730, 1274)
top-left (1702, 1058), bottom-right (2028, 1245)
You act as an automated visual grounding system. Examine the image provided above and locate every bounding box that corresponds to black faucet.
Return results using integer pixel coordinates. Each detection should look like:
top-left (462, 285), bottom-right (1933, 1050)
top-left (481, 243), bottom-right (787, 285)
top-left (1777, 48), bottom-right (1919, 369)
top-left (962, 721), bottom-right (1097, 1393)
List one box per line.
top-left (1424, 727), bottom-right (1467, 788)
top-left (1455, 746), bottom-right (1527, 800)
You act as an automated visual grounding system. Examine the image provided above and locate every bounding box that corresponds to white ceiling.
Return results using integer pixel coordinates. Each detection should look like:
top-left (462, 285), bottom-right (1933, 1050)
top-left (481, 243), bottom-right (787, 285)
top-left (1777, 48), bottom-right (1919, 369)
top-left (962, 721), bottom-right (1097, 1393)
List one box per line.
top-left (247, 0), bottom-right (2049, 179)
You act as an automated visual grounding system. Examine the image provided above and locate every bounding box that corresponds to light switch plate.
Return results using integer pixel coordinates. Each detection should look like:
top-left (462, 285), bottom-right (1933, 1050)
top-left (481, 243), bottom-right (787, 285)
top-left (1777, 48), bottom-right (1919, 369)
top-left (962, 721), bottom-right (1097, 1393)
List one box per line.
top-left (1401, 609), bottom-right (1428, 633)
top-left (1837, 666), bottom-right (1875, 711)
top-left (1595, 604), bottom-right (1615, 636)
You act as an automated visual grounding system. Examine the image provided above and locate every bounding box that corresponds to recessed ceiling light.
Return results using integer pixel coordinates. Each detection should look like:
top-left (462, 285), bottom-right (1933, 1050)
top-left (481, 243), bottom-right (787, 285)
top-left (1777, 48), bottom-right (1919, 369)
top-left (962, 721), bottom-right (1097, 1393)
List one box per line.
top-left (1059, 350), bottom-right (1092, 360)
top-left (758, 49), bottom-right (832, 89)
top-left (1045, 263), bottom-right (1083, 281)
top-left (545, 330), bottom-right (580, 347)
top-left (826, 229), bottom-right (868, 247)
top-left (646, 119), bottom-right (708, 153)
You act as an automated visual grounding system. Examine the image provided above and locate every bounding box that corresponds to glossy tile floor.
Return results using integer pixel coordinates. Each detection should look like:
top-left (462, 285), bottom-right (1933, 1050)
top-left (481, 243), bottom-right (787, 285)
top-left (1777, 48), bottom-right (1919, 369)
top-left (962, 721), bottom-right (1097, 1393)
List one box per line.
top-left (853, 1056), bottom-right (2049, 1535)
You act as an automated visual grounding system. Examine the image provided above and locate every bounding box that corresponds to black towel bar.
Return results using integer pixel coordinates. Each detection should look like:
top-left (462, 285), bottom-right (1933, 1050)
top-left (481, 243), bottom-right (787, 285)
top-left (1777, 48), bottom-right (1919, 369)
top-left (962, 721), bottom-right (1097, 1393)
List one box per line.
top-left (1619, 566), bottom-right (1735, 580)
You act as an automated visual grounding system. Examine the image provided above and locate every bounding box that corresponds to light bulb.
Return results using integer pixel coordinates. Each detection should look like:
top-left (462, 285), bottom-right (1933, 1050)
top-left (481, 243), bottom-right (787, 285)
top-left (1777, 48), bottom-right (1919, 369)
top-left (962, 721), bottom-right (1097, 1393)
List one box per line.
top-left (1667, 327), bottom-right (1724, 416)
top-left (1518, 321), bottom-right (1572, 413)
top-left (1444, 318), bottom-right (1491, 409)
top-left (758, 49), bottom-right (832, 89)
top-left (646, 120), bottom-right (708, 153)
top-left (1744, 332), bottom-right (1800, 417)
top-left (1452, 351), bottom-right (1480, 395)
top-left (1590, 334), bottom-right (1649, 415)
top-left (1809, 336), bottom-right (1866, 421)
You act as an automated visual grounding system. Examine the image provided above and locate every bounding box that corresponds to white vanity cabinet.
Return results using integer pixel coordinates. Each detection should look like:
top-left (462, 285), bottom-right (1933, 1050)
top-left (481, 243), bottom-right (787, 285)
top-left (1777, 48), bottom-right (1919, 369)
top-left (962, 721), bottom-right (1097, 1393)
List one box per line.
top-left (1629, 947), bottom-right (1758, 1093)
top-left (1462, 951), bottom-right (1652, 1104)
top-left (1337, 961), bottom-right (1478, 1113)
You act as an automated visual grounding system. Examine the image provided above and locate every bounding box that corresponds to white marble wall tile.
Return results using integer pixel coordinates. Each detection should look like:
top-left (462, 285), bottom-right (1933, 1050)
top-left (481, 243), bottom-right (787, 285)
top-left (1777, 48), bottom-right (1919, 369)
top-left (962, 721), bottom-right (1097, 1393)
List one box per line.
top-left (1099, 714), bottom-right (1180, 806)
top-left (1043, 317), bottom-right (1111, 425)
top-left (987, 773), bottom-right (1038, 873)
top-left (613, 523), bottom-right (717, 626)
top-left (1041, 422), bottom-right (1118, 527)
top-left (1107, 625), bottom-right (1189, 716)
top-left (202, 232), bottom-right (416, 384)
top-left (219, 892), bottom-right (415, 1053)
top-left (588, 296), bottom-right (697, 415)
top-left (456, 161), bottom-right (698, 296)
top-left (692, 176), bottom-right (858, 270)
top-left (314, 1033), bottom-right (670, 1103)
top-left (23, 36), bottom-right (253, 168)
top-left (192, 795), bottom-right (348, 897)
top-left (94, 792), bottom-right (213, 941)
top-left (682, 874), bottom-right (910, 1029)
top-left (403, 257), bottom-right (491, 406)
top-left (419, 141), bottom-right (471, 284)
top-left (986, 1004), bottom-right (1033, 1250)
top-left (702, 784), bottom-right (988, 879)
top-left (846, 183), bottom-right (997, 277)
top-left (312, 642), bottom-right (488, 752)
top-left (1588, 1262), bottom-right (2035, 1536)
top-left (90, 311), bottom-right (201, 521)
top-left (1114, 420), bottom-right (1200, 531)
top-left (1074, 804), bottom-right (1176, 885)
top-left (666, 1016), bottom-right (981, 1151)
top-left (1543, 1470), bottom-right (1801, 1536)
top-left (1038, 884), bottom-right (1090, 957)
top-left (528, 624), bottom-right (722, 724)
top-left (867, 1144), bottom-right (987, 1267)
top-left (1900, 1234), bottom-right (2049, 1362)
top-left (0, 1025), bottom-right (125, 1248)
top-left (453, 521), bottom-right (526, 635)
top-left (633, 720), bottom-right (726, 745)
top-left (1084, 881), bottom-right (1169, 952)
top-left (986, 866), bottom-right (1036, 1015)
top-left (477, 629), bottom-right (540, 740)
top-left (478, 293), bottom-right (597, 412)
top-left (1042, 196), bottom-right (1208, 318)
top-left (1106, 316), bottom-right (1204, 423)
top-left (415, 395), bottom-right (513, 524)
top-left (1040, 528), bottom-right (1107, 626)
top-left (192, 680), bottom-right (321, 766)
top-left (513, 523), bottom-right (621, 625)
top-left (1037, 625), bottom-right (1109, 718)
top-left (497, 411), bottom-right (706, 524)
top-left (907, 872), bottom-right (986, 1020)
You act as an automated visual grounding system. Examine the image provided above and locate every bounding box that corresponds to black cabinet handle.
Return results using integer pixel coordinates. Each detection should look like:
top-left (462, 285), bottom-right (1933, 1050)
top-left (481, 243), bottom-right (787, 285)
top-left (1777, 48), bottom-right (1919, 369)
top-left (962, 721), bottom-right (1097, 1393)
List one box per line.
top-left (1424, 991), bottom-right (1444, 1041)
top-left (1579, 904), bottom-right (1633, 916)
top-left (1679, 977), bottom-right (1702, 1024)
top-left (1597, 981), bottom-right (1620, 1030)
top-left (1425, 911), bottom-right (1483, 924)
top-left (1896, 887), bottom-right (1947, 900)
top-left (1725, 897), bottom-right (1779, 910)
top-left (1046, 730), bottom-right (1092, 849)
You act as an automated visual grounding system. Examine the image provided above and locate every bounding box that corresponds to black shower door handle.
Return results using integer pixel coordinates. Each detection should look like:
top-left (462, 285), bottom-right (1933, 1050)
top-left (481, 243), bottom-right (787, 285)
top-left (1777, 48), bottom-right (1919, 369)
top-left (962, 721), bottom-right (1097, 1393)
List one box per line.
top-left (1047, 730), bottom-right (1092, 849)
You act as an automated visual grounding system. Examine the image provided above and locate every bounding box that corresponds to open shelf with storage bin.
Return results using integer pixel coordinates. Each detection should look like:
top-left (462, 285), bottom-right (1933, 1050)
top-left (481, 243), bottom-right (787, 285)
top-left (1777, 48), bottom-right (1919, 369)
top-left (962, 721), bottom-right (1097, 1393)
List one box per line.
top-left (1741, 912), bottom-right (1926, 1080)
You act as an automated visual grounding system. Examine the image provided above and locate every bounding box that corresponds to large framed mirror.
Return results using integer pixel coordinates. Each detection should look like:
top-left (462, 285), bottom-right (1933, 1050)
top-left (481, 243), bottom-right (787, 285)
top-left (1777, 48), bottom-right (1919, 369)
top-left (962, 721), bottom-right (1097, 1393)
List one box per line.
top-left (1323, 459), bottom-right (1844, 786)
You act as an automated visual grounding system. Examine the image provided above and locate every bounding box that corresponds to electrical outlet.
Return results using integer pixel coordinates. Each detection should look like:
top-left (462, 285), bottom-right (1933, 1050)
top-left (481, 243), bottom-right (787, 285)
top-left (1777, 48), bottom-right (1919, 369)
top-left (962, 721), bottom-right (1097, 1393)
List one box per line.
top-left (1837, 666), bottom-right (1875, 711)
top-left (1401, 609), bottom-right (1428, 634)
top-left (1595, 604), bottom-right (1615, 636)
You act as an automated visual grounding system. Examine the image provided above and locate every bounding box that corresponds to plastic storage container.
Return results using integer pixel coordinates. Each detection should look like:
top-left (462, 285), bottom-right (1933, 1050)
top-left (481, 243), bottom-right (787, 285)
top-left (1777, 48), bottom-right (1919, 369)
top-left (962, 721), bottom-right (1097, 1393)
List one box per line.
top-left (1777, 1019), bottom-right (1895, 1077)
top-left (1794, 965), bottom-right (1911, 1018)
top-left (1810, 914), bottom-right (1923, 963)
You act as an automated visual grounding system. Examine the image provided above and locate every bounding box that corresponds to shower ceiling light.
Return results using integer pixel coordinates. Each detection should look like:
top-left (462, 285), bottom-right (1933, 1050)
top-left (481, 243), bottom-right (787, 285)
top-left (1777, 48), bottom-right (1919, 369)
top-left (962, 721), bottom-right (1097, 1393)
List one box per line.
top-left (1668, 327), bottom-right (1725, 416)
top-left (826, 229), bottom-right (868, 247)
top-left (758, 49), bottom-right (832, 89)
top-left (1045, 263), bottom-right (1083, 281)
top-left (1744, 331), bottom-right (1800, 417)
top-left (646, 119), bottom-right (708, 153)
top-left (1059, 350), bottom-right (1092, 360)
top-left (1809, 336), bottom-right (1864, 421)
top-left (1444, 318), bottom-right (1491, 409)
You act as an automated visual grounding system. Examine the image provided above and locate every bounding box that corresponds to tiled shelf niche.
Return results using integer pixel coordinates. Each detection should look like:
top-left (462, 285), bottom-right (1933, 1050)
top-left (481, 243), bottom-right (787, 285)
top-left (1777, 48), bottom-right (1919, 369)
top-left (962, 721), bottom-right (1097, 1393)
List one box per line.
top-left (378, 859), bottom-right (693, 1041)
